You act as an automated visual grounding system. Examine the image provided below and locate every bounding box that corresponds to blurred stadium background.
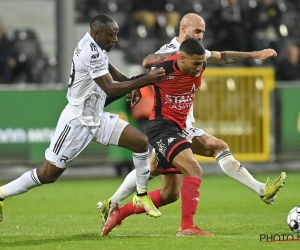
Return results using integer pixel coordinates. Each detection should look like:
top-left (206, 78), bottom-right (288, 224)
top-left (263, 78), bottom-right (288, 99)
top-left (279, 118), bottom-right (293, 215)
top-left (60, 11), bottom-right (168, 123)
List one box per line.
top-left (0, 0), bottom-right (299, 181)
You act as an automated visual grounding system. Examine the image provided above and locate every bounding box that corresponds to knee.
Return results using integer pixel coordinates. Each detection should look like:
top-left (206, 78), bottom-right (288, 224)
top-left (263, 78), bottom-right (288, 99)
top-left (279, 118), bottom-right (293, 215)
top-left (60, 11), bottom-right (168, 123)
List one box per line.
top-left (215, 139), bottom-right (229, 155)
top-left (183, 161), bottom-right (202, 178)
top-left (192, 163), bottom-right (202, 177)
top-left (37, 169), bottom-right (59, 184)
top-left (134, 132), bottom-right (149, 153)
top-left (219, 139), bottom-right (228, 149)
top-left (37, 173), bottom-right (58, 184)
top-left (36, 162), bottom-right (61, 184)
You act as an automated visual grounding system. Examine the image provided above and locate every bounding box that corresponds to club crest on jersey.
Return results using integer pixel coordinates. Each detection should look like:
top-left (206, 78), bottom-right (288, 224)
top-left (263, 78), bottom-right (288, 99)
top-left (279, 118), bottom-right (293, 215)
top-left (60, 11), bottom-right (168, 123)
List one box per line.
top-left (90, 43), bottom-right (98, 52)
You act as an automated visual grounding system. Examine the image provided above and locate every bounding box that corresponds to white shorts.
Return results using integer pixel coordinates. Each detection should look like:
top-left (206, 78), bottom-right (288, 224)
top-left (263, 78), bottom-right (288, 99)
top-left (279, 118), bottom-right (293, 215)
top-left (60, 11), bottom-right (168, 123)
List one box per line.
top-left (152, 124), bottom-right (205, 153)
top-left (45, 112), bottom-right (128, 168)
top-left (183, 124), bottom-right (205, 142)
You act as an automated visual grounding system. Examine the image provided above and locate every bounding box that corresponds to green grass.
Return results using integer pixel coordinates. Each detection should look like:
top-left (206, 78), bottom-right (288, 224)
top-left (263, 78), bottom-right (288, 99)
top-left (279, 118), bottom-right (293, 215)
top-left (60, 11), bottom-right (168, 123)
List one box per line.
top-left (1, 172), bottom-right (300, 250)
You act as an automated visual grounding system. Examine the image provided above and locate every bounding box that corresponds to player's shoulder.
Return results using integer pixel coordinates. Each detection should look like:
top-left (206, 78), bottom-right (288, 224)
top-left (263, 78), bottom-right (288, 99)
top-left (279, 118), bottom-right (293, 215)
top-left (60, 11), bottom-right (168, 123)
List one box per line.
top-left (77, 33), bottom-right (101, 58)
top-left (156, 37), bottom-right (180, 54)
top-left (205, 49), bottom-right (212, 60)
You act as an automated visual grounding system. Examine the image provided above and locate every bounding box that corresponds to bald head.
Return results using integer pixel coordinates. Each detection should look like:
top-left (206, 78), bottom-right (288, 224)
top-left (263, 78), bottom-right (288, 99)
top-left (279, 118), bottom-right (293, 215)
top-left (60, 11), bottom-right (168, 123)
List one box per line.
top-left (178, 13), bottom-right (206, 43)
top-left (180, 13), bottom-right (205, 27)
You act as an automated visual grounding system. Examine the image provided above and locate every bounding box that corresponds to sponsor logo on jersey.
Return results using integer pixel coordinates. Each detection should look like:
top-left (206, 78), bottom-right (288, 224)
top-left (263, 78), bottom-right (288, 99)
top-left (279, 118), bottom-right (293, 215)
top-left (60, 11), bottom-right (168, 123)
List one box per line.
top-left (165, 75), bottom-right (176, 80)
top-left (164, 83), bottom-right (201, 110)
top-left (90, 59), bottom-right (101, 64)
top-left (165, 94), bottom-right (195, 105)
top-left (91, 65), bottom-right (106, 73)
top-left (91, 53), bottom-right (99, 59)
top-left (167, 137), bottom-right (176, 145)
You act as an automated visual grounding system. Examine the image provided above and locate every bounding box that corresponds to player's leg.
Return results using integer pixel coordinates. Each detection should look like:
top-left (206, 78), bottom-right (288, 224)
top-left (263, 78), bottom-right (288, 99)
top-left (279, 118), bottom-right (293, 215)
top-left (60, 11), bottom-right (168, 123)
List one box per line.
top-left (170, 146), bottom-right (212, 236)
top-left (104, 117), bottom-right (160, 218)
top-left (101, 164), bottom-right (183, 236)
top-left (0, 160), bottom-right (64, 222)
top-left (191, 132), bottom-right (287, 204)
top-left (0, 117), bottom-right (91, 221)
top-left (97, 149), bottom-right (160, 224)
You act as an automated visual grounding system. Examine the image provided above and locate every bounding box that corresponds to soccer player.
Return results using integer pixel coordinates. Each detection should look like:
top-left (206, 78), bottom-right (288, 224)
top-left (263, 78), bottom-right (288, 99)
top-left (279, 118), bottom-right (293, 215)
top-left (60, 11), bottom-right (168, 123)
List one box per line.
top-left (98, 13), bottom-right (287, 236)
top-left (102, 38), bottom-right (212, 236)
top-left (0, 14), bottom-right (166, 223)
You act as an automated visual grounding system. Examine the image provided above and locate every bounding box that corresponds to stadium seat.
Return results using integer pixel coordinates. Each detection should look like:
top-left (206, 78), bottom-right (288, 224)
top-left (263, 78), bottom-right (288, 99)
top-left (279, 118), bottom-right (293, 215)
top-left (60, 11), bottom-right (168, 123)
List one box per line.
top-left (280, 11), bottom-right (300, 38)
top-left (13, 29), bottom-right (47, 83)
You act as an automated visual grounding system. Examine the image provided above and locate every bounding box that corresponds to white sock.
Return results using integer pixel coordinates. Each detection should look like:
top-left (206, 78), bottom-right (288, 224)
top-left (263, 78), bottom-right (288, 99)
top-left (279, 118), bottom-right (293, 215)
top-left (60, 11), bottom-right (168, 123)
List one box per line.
top-left (1, 169), bottom-right (41, 199)
top-left (111, 169), bottom-right (137, 204)
top-left (110, 169), bottom-right (157, 204)
top-left (133, 151), bottom-right (150, 194)
top-left (216, 149), bottom-right (265, 196)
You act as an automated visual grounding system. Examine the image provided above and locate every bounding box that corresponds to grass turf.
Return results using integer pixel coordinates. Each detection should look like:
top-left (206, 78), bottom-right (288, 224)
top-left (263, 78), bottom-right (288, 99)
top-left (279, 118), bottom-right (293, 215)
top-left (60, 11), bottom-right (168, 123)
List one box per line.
top-left (0, 172), bottom-right (299, 250)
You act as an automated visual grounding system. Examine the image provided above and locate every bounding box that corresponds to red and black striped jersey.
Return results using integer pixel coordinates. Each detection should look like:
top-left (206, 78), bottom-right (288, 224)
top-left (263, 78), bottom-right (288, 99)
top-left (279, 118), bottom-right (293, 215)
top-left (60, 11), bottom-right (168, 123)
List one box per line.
top-left (149, 54), bottom-right (206, 130)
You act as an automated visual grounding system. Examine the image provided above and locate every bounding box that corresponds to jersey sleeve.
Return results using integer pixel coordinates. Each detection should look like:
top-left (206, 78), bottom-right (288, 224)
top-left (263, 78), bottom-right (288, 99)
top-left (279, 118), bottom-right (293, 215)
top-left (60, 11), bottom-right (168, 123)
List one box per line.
top-left (82, 46), bottom-right (109, 79)
top-left (205, 49), bottom-right (212, 60)
top-left (155, 37), bottom-right (180, 54)
top-left (156, 44), bottom-right (173, 54)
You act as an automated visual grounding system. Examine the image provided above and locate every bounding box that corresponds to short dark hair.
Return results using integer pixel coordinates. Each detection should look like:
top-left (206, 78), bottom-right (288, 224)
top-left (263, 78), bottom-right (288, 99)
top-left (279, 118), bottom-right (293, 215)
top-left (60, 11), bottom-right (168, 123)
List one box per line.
top-left (90, 14), bottom-right (115, 28)
top-left (179, 38), bottom-right (205, 56)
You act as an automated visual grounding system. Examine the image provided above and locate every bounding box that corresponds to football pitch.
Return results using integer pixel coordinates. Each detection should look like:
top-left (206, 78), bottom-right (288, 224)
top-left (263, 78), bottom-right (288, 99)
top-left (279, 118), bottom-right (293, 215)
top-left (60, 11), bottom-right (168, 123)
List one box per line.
top-left (1, 172), bottom-right (300, 250)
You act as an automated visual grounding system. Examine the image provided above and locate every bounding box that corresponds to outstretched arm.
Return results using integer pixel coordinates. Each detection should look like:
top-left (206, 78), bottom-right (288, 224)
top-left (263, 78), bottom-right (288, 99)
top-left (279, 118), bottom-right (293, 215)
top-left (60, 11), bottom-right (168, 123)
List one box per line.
top-left (207, 49), bottom-right (277, 64)
top-left (104, 71), bottom-right (149, 106)
top-left (142, 51), bottom-right (178, 69)
top-left (95, 67), bottom-right (165, 96)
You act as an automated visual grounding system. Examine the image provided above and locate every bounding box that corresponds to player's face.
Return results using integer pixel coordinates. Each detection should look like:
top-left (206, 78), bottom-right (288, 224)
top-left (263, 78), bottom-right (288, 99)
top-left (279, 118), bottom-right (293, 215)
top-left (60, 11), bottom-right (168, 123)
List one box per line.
top-left (95, 22), bottom-right (119, 52)
top-left (181, 53), bottom-right (206, 77)
top-left (184, 20), bottom-right (205, 42)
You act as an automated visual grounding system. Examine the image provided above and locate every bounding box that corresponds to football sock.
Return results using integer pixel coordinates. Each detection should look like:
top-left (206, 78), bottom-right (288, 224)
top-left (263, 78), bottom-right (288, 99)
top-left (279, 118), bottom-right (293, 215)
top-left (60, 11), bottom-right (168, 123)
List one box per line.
top-left (1, 169), bottom-right (41, 198)
top-left (216, 149), bottom-right (265, 196)
top-left (119, 189), bottom-right (164, 220)
top-left (133, 151), bottom-right (150, 194)
top-left (181, 176), bottom-right (201, 229)
top-left (110, 169), bottom-right (157, 204)
top-left (110, 169), bottom-right (137, 204)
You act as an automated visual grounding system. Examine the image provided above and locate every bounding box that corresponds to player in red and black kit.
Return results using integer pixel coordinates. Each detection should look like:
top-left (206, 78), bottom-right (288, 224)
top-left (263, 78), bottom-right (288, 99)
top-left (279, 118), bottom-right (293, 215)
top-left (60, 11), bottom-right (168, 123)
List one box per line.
top-left (145, 38), bottom-right (211, 236)
top-left (146, 47), bottom-right (206, 176)
top-left (102, 38), bottom-right (213, 236)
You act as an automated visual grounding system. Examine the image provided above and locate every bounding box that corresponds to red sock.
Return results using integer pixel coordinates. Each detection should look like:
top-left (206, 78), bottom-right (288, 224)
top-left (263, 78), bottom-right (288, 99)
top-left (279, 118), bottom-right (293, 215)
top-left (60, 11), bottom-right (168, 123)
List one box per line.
top-left (119, 189), bottom-right (164, 220)
top-left (181, 176), bottom-right (201, 229)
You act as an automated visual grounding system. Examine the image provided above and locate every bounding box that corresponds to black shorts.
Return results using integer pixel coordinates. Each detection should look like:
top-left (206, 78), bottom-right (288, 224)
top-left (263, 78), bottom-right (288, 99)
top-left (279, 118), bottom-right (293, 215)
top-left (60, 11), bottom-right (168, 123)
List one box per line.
top-left (146, 120), bottom-right (190, 175)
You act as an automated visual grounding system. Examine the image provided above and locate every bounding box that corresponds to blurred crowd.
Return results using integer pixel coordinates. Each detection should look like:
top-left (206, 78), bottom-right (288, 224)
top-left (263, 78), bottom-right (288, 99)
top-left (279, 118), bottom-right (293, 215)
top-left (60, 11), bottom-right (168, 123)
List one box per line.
top-left (75, 0), bottom-right (300, 80)
top-left (0, 0), bottom-right (300, 84)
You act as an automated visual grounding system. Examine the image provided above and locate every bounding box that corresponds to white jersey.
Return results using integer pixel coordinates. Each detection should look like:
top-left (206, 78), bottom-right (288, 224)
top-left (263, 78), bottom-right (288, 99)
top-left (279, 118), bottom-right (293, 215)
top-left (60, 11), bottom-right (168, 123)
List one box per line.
top-left (61, 32), bottom-right (109, 126)
top-left (155, 37), bottom-right (211, 126)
